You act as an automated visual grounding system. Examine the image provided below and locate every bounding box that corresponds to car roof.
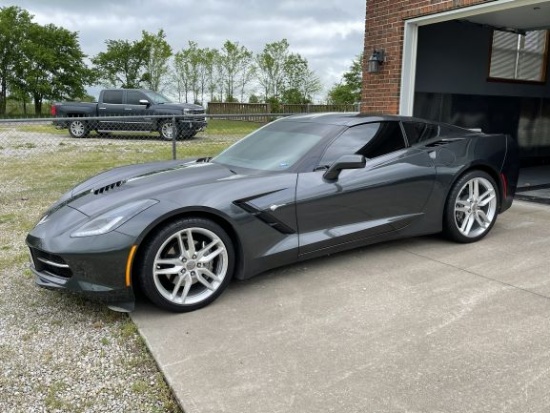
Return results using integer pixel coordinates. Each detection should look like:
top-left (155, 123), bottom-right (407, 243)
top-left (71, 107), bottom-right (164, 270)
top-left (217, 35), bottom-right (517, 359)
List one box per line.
top-left (280, 113), bottom-right (444, 128)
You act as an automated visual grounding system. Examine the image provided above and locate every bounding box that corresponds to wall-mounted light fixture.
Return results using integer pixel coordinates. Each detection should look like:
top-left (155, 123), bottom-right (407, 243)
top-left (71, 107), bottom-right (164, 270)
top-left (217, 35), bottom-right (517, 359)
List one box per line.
top-left (367, 49), bottom-right (386, 73)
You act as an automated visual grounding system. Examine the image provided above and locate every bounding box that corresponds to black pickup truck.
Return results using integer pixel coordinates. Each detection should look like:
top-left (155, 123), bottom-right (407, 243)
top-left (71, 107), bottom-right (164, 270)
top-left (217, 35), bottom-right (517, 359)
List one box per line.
top-left (51, 89), bottom-right (207, 140)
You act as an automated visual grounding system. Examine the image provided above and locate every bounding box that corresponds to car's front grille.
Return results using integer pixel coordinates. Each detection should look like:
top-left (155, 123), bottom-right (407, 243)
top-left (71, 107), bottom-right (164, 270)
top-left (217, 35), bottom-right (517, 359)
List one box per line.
top-left (29, 248), bottom-right (73, 278)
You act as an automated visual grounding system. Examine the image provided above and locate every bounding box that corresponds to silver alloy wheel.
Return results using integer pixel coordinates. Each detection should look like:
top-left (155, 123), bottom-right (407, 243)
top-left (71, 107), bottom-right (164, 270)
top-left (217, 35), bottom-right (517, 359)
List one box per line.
top-left (152, 227), bottom-right (229, 305)
top-left (453, 176), bottom-right (497, 238)
top-left (69, 120), bottom-right (86, 137)
top-left (160, 121), bottom-right (174, 140)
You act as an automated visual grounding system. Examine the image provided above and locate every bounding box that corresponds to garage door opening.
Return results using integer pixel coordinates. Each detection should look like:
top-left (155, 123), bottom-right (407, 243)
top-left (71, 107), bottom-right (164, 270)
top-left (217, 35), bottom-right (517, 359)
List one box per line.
top-left (405, 3), bottom-right (550, 204)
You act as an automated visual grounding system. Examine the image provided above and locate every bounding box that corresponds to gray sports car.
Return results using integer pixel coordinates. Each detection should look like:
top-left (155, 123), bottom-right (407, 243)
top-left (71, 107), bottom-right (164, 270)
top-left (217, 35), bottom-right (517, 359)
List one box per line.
top-left (26, 114), bottom-right (519, 312)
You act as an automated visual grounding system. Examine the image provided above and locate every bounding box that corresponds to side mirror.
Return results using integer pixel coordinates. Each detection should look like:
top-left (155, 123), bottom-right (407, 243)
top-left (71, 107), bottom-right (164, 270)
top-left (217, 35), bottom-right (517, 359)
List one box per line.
top-left (323, 154), bottom-right (366, 181)
top-left (139, 99), bottom-right (150, 106)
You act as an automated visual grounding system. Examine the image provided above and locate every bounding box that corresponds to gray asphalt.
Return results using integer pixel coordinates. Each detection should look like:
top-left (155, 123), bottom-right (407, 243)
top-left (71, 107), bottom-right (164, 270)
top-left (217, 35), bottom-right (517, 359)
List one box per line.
top-left (131, 200), bottom-right (550, 413)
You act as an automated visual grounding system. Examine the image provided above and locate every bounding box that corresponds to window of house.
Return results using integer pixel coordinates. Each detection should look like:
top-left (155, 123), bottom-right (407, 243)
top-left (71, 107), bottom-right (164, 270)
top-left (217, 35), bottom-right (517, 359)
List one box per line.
top-left (489, 29), bottom-right (549, 83)
top-left (319, 122), bottom-right (406, 166)
top-left (102, 90), bottom-right (123, 104)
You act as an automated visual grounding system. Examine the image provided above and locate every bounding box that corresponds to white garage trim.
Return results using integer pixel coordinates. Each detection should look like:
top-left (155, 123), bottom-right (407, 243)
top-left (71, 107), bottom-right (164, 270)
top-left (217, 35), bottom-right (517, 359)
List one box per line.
top-left (399, 0), bottom-right (550, 115)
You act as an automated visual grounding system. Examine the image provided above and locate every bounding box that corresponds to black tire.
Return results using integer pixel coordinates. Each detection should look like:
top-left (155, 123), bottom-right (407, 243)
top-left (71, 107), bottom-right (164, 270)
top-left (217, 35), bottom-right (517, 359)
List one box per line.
top-left (68, 119), bottom-right (89, 138)
top-left (443, 170), bottom-right (499, 243)
top-left (137, 218), bottom-right (235, 312)
top-left (158, 120), bottom-right (176, 141)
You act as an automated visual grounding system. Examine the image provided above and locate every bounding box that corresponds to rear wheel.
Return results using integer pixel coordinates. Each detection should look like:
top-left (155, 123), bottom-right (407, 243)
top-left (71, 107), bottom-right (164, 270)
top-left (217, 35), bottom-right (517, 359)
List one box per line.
top-left (444, 170), bottom-right (499, 243)
top-left (159, 120), bottom-right (176, 140)
top-left (137, 218), bottom-right (235, 312)
top-left (68, 119), bottom-right (89, 138)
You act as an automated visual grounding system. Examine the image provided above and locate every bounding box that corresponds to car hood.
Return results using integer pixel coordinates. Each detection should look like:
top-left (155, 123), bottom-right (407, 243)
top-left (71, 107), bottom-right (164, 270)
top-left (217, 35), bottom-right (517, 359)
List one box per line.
top-left (159, 102), bottom-right (205, 112)
top-left (53, 159), bottom-right (239, 216)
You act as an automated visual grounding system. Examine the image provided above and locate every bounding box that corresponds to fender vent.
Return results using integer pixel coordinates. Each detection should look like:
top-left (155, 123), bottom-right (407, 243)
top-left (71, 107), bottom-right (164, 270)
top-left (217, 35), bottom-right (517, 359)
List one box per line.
top-left (93, 180), bottom-right (125, 195)
top-left (426, 138), bottom-right (463, 148)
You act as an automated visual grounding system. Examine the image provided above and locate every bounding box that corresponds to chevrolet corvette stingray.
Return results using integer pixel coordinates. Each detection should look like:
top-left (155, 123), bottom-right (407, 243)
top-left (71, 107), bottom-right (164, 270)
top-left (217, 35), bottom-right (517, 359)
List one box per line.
top-left (26, 114), bottom-right (519, 312)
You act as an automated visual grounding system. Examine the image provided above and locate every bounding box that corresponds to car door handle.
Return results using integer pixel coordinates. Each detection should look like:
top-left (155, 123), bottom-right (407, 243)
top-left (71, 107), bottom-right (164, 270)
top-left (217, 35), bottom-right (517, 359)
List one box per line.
top-left (124, 108), bottom-right (133, 111)
top-left (98, 107), bottom-right (107, 110)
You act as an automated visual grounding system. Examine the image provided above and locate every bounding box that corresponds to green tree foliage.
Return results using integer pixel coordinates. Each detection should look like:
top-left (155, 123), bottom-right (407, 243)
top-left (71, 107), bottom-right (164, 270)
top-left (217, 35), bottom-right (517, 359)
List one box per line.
top-left (142, 29), bottom-right (172, 92)
top-left (255, 39), bottom-right (321, 104)
top-left (0, 6), bottom-right (32, 114)
top-left (13, 23), bottom-right (92, 113)
top-left (283, 53), bottom-right (322, 104)
top-left (92, 37), bottom-right (150, 88)
top-left (173, 41), bottom-right (199, 103)
top-left (255, 39), bottom-right (290, 101)
top-left (327, 53), bottom-right (363, 104)
top-left (217, 40), bottom-right (254, 102)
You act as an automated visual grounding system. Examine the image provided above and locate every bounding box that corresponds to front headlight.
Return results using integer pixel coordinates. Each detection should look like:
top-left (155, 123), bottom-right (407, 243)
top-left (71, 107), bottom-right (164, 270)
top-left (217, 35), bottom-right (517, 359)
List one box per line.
top-left (71, 199), bottom-right (158, 238)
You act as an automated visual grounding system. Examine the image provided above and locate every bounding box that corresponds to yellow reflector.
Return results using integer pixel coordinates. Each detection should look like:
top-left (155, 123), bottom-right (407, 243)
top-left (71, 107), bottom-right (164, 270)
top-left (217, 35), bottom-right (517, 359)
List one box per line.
top-left (125, 245), bottom-right (138, 287)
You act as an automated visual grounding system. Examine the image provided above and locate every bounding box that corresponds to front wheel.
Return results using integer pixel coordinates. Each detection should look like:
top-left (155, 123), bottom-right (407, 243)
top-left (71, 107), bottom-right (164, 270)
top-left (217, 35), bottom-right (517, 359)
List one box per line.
top-left (68, 119), bottom-right (89, 138)
top-left (443, 170), bottom-right (499, 243)
top-left (137, 218), bottom-right (235, 312)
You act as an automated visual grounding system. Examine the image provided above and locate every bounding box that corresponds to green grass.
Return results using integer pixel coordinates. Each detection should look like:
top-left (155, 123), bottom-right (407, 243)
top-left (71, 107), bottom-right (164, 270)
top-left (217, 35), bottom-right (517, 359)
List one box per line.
top-left (13, 118), bottom-right (262, 137)
top-left (0, 125), bottom-right (260, 413)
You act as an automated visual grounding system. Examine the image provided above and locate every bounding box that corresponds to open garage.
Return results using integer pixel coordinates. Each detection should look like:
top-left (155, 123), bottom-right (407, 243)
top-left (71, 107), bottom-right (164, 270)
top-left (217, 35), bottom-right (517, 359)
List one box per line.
top-left (363, 0), bottom-right (550, 203)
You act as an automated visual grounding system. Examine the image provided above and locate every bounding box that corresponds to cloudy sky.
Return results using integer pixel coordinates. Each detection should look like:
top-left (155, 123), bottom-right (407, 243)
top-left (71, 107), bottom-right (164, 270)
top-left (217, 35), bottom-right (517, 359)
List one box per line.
top-left (4, 0), bottom-right (366, 101)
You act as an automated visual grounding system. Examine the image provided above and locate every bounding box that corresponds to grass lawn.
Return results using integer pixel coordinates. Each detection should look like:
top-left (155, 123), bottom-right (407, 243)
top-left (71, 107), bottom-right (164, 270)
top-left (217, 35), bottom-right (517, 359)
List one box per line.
top-left (0, 121), bottom-right (260, 412)
top-left (14, 118), bottom-right (263, 137)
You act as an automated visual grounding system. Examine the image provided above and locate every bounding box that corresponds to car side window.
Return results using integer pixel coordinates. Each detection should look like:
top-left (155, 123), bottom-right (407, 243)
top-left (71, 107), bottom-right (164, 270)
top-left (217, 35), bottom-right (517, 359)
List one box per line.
top-left (127, 91), bottom-right (147, 105)
top-left (402, 122), bottom-right (439, 145)
top-left (103, 90), bottom-right (123, 104)
top-left (319, 121), bottom-right (406, 166)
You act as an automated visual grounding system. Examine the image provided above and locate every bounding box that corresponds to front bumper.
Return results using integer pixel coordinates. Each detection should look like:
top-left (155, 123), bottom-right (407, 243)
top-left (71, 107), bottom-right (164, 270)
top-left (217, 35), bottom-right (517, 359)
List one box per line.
top-left (26, 233), bottom-right (136, 312)
top-left (178, 119), bottom-right (207, 132)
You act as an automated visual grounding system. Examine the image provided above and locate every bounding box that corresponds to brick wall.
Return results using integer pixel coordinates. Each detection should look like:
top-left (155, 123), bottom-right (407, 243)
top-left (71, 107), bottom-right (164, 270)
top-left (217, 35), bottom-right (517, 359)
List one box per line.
top-left (362, 0), bottom-right (496, 114)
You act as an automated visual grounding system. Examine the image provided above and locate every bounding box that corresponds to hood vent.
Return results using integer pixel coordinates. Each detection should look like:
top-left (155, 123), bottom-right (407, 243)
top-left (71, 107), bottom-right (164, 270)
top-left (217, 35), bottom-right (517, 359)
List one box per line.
top-left (93, 180), bottom-right (125, 195)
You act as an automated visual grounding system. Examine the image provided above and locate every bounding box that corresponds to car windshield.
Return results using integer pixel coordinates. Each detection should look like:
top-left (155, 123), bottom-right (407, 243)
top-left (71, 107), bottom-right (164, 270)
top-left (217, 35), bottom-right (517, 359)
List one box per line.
top-left (144, 90), bottom-right (172, 104)
top-left (212, 119), bottom-right (342, 171)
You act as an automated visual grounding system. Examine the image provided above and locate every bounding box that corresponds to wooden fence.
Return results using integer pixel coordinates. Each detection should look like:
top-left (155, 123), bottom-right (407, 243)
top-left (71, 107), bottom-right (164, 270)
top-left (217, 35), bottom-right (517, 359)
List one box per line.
top-left (207, 102), bottom-right (359, 122)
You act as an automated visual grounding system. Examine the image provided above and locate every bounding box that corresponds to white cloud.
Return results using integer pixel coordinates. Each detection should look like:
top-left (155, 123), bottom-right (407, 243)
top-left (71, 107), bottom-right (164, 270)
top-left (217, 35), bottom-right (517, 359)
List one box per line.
top-left (5, 0), bottom-right (365, 101)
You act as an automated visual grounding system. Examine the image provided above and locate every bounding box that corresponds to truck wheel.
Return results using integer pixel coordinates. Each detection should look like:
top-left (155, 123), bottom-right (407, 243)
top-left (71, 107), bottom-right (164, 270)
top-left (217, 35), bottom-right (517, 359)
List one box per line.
top-left (159, 120), bottom-right (176, 141)
top-left (68, 119), bottom-right (89, 138)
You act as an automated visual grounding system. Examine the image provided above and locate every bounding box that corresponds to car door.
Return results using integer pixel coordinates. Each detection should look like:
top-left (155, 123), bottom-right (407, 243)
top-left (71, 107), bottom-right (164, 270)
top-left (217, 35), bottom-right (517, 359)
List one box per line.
top-left (97, 90), bottom-right (124, 131)
top-left (296, 121), bottom-right (436, 256)
top-left (124, 90), bottom-right (154, 132)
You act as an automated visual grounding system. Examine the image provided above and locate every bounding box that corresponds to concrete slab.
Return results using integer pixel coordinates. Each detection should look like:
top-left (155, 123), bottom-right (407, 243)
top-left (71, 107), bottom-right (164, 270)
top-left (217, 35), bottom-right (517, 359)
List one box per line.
top-left (132, 201), bottom-right (550, 413)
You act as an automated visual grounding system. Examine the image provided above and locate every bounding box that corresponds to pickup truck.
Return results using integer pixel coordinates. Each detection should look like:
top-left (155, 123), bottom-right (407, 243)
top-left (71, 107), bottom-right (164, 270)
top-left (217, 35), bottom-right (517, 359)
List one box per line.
top-left (50, 89), bottom-right (207, 140)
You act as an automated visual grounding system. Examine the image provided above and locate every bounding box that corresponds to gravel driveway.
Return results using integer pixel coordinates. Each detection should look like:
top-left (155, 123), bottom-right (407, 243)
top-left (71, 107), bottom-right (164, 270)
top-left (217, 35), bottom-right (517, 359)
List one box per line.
top-left (0, 125), bottom-right (188, 412)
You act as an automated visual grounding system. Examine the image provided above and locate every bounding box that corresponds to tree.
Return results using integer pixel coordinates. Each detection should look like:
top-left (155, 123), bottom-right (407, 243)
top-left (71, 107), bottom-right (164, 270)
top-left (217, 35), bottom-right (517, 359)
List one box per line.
top-left (283, 53), bottom-right (322, 104)
top-left (173, 41), bottom-right (199, 103)
top-left (327, 53), bottom-right (363, 104)
top-left (92, 37), bottom-right (149, 88)
top-left (13, 23), bottom-right (92, 113)
top-left (142, 29), bottom-right (172, 92)
top-left (217, 40), bottom-right (254, 102)
top-left (255, 39), bottom-right (290, 101)
top-left (0, 6), bottom-right (32, 114)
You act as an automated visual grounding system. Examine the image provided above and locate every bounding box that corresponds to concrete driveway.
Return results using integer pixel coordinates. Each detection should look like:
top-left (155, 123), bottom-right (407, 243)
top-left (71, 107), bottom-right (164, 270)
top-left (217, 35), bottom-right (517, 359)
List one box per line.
top-left (131, 200), bottom-right (550, 413)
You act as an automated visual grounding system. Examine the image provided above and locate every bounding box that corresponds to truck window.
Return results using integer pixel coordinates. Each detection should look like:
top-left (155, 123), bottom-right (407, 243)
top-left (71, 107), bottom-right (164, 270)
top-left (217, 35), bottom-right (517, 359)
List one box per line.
top-left (103, 90), bottom-right (123, 104)
top-left (127, 91), bottom-right (147, 105)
